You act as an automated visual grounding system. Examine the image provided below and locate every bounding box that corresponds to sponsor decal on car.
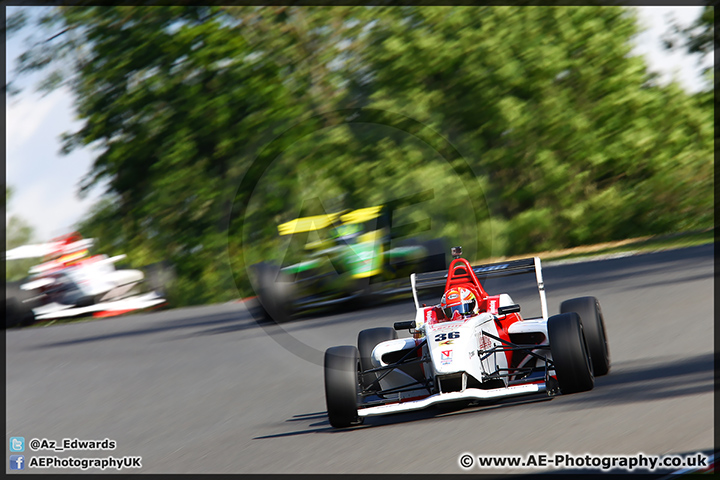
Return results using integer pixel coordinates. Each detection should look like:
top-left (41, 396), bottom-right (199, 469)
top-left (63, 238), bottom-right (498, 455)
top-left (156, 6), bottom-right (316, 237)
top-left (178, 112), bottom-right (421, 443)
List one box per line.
top-left (478, 335), bottom-right (493, 351)
top-left (439, 339), bottom-right (455, 346)
top-left (488, 299), bottom-right (497, 313)
top-left (441, 350), bottom-right (453, 365)
top-left (474, 264), bottom-right (509, 273)
top-left (432, 322), bottom-right (468, 331)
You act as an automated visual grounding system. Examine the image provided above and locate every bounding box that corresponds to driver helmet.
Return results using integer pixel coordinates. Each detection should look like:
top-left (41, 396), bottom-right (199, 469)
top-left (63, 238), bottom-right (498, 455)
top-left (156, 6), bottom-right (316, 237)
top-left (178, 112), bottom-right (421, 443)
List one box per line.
top-left (440, 287), bottom-right (478, 320)
top-left (333, 223), bottom-right (361, 242)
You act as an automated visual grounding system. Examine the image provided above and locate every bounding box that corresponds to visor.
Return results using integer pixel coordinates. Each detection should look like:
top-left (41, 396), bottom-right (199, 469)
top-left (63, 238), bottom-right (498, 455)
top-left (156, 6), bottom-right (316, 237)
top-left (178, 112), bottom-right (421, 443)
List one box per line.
top-left (442, 300), bottom-right (476, 319)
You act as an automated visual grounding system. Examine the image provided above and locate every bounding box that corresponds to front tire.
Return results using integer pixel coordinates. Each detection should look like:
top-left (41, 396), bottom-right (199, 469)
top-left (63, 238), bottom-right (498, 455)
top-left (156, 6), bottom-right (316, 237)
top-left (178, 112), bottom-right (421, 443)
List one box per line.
top-left (5, 281), bottom-right (37, 328)
top-left (5, 296), bottom-right (35, 328)
top-left (548, 312), bottom-right (594, 394)
top-left (324, 346), bottom-right (363, 428)
top-left (560, 296), bottom-right (610, 376)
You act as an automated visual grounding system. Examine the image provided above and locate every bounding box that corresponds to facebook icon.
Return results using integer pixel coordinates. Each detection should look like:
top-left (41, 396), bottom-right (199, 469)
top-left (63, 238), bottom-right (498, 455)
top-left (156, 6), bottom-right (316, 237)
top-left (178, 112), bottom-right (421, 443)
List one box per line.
top-left (10, 455), bottom-right (24, 470)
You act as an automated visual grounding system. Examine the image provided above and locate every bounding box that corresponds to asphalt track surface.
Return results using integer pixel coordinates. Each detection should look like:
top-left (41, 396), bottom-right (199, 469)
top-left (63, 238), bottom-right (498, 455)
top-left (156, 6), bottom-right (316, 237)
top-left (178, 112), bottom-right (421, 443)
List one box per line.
top-left (6, 244), bottom-right (714, 474)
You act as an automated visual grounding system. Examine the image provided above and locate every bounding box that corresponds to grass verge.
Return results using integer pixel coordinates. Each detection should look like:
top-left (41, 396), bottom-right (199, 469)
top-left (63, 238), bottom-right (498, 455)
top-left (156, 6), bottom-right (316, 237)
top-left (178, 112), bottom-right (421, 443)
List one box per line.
top-left (475, 228), bottom-right (714, 265)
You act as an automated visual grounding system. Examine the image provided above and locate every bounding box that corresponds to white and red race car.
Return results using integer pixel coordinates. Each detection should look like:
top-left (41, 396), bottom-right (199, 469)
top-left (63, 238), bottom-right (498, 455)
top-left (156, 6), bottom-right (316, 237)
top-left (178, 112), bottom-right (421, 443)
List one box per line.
top-left (5, 232), bottom-right (165, 327)
top-left (323, 246), bottom-right (610, 428)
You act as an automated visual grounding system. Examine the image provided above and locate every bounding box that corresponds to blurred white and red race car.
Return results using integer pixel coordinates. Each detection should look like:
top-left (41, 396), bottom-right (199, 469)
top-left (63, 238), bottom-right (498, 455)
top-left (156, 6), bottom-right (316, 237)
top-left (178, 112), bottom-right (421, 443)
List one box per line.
top-left (323, 246), bottom-right (610, 428)
top-left (5, 232), bottom-right (165, 327)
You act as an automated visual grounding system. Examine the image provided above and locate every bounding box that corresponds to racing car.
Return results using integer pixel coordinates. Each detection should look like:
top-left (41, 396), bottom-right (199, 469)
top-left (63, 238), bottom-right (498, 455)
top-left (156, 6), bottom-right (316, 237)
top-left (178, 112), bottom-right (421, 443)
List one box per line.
top-left (251, 203), bottom-right (446, 322)
top-left (5, 232), bottom-right (166, 327)
top-left (323, 246), bottom-right (610, 427)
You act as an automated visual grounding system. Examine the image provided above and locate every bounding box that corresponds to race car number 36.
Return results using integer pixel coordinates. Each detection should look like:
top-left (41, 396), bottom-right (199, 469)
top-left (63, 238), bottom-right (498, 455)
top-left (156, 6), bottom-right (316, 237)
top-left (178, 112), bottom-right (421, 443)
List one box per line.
top-left (435, 332), bottom-right (460, 341)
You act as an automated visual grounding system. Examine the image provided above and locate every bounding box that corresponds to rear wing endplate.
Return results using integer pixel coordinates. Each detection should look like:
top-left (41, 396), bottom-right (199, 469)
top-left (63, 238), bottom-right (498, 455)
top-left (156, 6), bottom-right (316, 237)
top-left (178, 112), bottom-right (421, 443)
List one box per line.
top-left (412, 257), bottom-right (549, 321)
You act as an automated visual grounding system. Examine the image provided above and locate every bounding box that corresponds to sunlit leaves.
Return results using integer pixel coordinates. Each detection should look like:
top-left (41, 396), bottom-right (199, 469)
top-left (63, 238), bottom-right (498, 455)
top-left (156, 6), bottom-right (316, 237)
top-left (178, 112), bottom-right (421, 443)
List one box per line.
top-left (9, 5), bottom-right (713, 303)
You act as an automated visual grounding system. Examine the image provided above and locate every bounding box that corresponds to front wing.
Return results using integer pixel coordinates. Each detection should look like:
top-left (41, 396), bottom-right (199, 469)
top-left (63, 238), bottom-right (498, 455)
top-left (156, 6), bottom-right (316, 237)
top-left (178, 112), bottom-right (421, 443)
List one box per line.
top-left (33, 292), bottom-right (165, 320)
top-left (358, 382), bottom-right (548, 417)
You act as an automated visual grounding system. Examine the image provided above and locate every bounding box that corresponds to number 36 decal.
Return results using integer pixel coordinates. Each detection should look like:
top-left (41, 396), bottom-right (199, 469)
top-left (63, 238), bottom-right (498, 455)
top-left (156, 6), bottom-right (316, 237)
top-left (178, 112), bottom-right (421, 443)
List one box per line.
top-left (434, 332), bottom-right (460, 341)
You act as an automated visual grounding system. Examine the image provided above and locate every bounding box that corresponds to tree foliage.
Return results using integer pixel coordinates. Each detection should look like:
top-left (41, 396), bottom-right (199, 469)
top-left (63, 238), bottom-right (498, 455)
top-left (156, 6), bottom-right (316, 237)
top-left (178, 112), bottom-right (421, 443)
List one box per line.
top-left (5, 187), bottom-right (37, 281)
top-left (663, 4), bottom-right (714, 57)
top-left (9, 6), bottom-right (713, 304)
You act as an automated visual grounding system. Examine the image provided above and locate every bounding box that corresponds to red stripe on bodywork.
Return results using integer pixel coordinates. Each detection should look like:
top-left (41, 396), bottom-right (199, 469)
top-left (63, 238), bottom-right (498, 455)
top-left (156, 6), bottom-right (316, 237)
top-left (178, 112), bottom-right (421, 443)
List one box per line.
top-left (494, 311), bottom-right (520, 364)
top-left (93, 309), bottom-right (134, 318)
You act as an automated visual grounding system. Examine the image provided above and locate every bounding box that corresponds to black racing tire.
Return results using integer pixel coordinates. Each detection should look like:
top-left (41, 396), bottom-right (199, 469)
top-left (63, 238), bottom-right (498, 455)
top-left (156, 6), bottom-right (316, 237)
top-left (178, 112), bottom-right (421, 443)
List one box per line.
top-left (560, 296), bottom-right (610, 376)
top-left (142, 261), bottom-right (175, 298)
top-left (5, 281), bottom-right (37, 328)
top-left (324, 346), bottom-right (363, 428)
top-left (250, 262), bottom-right (295, 323)
top-left (548, 312), bottom-right (594, 394)
top-left (357, 327), bottom-right (397, 390)
top-left (420, 238), bottom-right (447, 273)
top-left (5, 297), bottom-right (27, 328)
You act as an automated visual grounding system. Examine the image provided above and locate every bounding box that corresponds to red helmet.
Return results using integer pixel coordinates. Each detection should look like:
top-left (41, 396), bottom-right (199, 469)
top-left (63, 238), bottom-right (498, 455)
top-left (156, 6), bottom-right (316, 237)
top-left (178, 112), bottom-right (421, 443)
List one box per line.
top-left (440, 287), bottom-right (478, 320)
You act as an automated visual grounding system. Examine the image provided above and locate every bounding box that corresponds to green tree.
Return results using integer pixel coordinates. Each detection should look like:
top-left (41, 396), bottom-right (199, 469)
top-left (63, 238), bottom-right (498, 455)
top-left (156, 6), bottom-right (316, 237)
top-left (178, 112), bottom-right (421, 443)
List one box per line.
top-left (661, 4), bottom-right (714, 91)
top-left (5, 187), bottom-right (37, 281)
top-left (339, 7), bottom-right (712, 252)
top-left (663, 5), bottom-right (714, 57)
top-left (9, 6), bottom-right (713, 302)
top-left (10, 6), bottom-right (314, 303)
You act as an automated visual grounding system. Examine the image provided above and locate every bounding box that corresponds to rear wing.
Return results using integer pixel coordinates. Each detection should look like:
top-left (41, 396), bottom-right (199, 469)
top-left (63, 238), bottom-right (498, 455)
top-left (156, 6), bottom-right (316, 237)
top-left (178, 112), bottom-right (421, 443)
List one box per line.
top-left (276, 205), bottom-right (386, 236)
top-left (5, 238), bottom-right (95, 261)
top-left (411, 256), bottom-right (549, 321)
top-left (277, 213), bottom-right (342, 235)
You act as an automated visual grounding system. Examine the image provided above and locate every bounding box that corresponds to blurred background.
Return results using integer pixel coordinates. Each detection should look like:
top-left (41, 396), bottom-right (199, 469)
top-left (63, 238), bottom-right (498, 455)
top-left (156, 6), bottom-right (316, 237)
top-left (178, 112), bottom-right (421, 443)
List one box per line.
top-left (6, 5), bottom-right (714, 307)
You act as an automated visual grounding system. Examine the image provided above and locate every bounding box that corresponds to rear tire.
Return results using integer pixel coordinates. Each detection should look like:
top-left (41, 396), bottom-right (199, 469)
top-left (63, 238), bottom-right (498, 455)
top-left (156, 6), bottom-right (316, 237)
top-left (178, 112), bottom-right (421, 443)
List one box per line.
top-left (548, 312), bottom-right (594, 394)
top-left (324, 346), bottom-right (363, 428)
top-left (421, 238), bottom-right (447, 273)
top-left (250, 262), bottom-right (295, 323)
top-left (357, 327), bottom-right (397, 390)
top-left (560, 296), bottom-right (610, 376)
top-left (142, 261), bottom-right (175, 298)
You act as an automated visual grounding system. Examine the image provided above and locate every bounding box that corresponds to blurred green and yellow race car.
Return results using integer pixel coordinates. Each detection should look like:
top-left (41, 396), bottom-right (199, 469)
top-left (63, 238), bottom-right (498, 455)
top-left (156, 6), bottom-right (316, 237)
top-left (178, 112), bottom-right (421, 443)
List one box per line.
top-left (251, 205), bottom-right (446, 322)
